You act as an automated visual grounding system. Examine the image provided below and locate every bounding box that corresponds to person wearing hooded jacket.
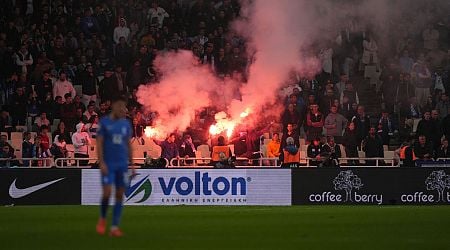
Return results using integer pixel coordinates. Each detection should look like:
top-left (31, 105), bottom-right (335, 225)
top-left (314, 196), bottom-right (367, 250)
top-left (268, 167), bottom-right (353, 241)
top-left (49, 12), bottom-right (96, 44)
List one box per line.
top-left (72, 122), bottom-right (91, 166)
top-left (282, 137), bottom-right (300, 168)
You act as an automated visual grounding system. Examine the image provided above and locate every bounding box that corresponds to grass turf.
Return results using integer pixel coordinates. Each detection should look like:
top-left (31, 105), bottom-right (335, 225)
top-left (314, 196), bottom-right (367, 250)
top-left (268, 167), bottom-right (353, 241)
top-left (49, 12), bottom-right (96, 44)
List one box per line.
top-left (0, 206), bottom-right (449, 250)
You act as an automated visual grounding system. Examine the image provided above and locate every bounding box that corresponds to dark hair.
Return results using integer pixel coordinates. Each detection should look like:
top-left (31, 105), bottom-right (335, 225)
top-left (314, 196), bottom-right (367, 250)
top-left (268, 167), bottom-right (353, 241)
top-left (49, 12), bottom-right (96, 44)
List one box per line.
top-left (40, 125), bottom-right (49, 131)
top-left (111, 95), bottom-right (128, 104)
top-left (64, 93), bottom-right (72, 99)
top-left (218, 136), bottom-right (226, 146)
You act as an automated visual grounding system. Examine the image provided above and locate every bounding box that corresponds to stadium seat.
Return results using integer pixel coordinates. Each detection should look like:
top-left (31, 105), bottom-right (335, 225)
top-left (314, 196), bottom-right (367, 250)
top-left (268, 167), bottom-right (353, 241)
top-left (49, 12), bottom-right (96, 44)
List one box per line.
top-left (384, 151), bottom-right (394, 166)
top-left (1, 132), bottom-right (8, 140)
top-left (15, 126), bottom-right (27, 132)
top-left (260, 144), bottom-right (267, 157)
top-left (412, 118), bottom-right (421, 133)
top-left (197, 144), bottom-right (211, 164)
top-left (299, 150), bottom-right (307, 165)
top-left (88, 145), bottom-right (97, 164)
top-left (11, 132), bottom-right (22, 141)
top-left (300, 138), bottom-right (306, 147)
top-left (358, 151), bottom-right (366, 164)
top-left (74, 85), bottom-right (83, 97)
top-left (53, 119), bottom-right (60, 126)
top-left (339, 144), bottom-right (347, 165)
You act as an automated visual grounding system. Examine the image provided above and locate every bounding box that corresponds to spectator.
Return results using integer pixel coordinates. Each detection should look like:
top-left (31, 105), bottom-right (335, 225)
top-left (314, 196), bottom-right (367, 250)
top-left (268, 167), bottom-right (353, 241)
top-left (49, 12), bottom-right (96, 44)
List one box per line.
top-left (72, 95), bottom-right (86, 112)
top-left (22, 132), bottom-right (34, 166)
top-left (340, 82), bottom-right (359, 107)
top-left (321, 136), bottom-right (341, 167)
top-left (399, 50), bottom-right (414, 74)
top-left (267, 133), bottom-right (281, 158)
top-left (435, 92), bottom-right (449, 119)
top-left (61, 93), bottom-right (77, 131)
top-left (53, 72), bottom-right (76, 100)
top-left (35, 71), bottom-right (53, 102)
top-left (362, 127), bottom-right (384, 166)
top-left (126, 59), bottom-right (145, 92)
top-left (324, 105), bottom-right (348, 143)
top-left (430, 109), bottom-right (443, 151)
top-left (443, 114), bottom-right (450, 140)
top-left (83, 104), bottom-right (98, 122)
top-left (180, 134), bottom-right (196, 165)
top-left (49, 135), bottom-right (68, 160)
top-left (343, 122), bottom-right (359, 165)
top-left (398, 136), bottom-right (417, 167)
top-left (39, 125), bottom-right (51, 154)
top-left (377, 110), bottom-right (395, 145)
top-left (154, 133), bottom-right (179, 162)
top-left (411, 53), bottom-right (432, 107)
top-left (351, 105), bottom-right (370, 149)
top-left (86, 115), bottom-right (100, 139)
top-left (147, 1), bottom-right (169, 29)
top-left (72, 123), bottom-right (91, 166)
top-left (307, 138), bottom-right (324, 166)
top-left (115, 37), bottom-right (133, 68)
top-left (306, 104), bottom-right (324, 143)
top-left (80, 64), bottom-right (98, 107)
top-left (9, 87), bottom-right (27, 126)
top-left (414, 135), bottom-right (434, 160)
top-left (34, 112), bottom-right (50, 130)
top-left (280, 123), bottom-right (300, 155)
top-left (14, 44), bottom-right (33, 75)
top-left (81, 9), bottom-right (100, 38)
top-left (211, 136), bottom-right (233, 168)
top-left (436, 138), bottom-right (449, 159)
top-left (53, 121), bottom-right (72, 145)
top-left (422, 24), bottom-right (439, 50)
top-left (0, 144), bottom-right (17, 168)
top-left (281, 104), bottom-right (301, 134)
top-left (113, 18), bottom-right (130, 44)
top-left (416, 111), bottom-right (433, 143)
top-left (0, 109), bottom-right (11, 132)
top-left (282, 137), bottom-right (300, 167)
top-left (321, 88), bottom-right (336, 116)
top-left (131, 117), bottom-right (144, 143)
top-left (97, 101), bottom-right (109, 118)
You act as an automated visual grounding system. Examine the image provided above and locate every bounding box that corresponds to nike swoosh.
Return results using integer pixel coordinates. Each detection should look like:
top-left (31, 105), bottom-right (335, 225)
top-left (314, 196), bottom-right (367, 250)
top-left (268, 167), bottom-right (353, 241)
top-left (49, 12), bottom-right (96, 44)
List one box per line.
top-left (9, 178), bottom-right (65, 199)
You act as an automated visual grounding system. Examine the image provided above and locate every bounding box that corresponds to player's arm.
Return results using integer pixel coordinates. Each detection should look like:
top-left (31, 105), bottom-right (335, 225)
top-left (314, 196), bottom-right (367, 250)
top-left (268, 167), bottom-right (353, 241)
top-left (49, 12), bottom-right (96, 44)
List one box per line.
top-left (97, 136), bottom-right (107, 175)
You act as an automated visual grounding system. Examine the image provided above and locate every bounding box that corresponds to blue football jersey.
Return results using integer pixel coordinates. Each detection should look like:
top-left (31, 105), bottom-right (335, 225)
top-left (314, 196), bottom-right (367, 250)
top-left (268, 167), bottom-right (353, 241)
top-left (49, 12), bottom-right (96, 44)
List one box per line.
top-left (97, 116), bottom-right (132, 170)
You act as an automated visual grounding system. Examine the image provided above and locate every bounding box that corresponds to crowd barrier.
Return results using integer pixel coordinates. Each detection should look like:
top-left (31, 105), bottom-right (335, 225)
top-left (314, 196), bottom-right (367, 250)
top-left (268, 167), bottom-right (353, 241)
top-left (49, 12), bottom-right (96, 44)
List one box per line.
top-left (1, 167), bottom-right (450, 206)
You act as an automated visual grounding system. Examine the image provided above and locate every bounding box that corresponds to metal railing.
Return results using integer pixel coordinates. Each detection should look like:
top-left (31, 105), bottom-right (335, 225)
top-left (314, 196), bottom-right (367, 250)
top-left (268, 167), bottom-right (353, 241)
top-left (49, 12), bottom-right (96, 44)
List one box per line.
top-left (168, 157), bottom-right (398, 167)
top-left (53, 157), bottom-right (169, 168)
top-left (2, 157), bottom-right (449, 168)
top-left (0, 158), bottom-right (53, 168)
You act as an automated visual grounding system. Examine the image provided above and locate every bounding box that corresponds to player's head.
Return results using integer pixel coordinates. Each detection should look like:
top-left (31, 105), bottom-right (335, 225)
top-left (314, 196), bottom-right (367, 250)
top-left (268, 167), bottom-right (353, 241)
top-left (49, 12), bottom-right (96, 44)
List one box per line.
top-left (111, 96), bottom-right (128, 119)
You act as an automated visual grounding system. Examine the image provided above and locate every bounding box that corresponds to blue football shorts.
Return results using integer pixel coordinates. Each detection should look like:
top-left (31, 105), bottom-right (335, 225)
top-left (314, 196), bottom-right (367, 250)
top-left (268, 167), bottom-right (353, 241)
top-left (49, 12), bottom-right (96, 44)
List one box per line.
top-left (101, 168), bottom-right (130, 188)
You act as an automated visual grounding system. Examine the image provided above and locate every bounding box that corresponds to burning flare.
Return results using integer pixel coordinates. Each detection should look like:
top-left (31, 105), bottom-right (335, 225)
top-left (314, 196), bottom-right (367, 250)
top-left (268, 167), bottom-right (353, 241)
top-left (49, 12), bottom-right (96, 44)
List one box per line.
top-left (209, 108), bottom-right (251, 139)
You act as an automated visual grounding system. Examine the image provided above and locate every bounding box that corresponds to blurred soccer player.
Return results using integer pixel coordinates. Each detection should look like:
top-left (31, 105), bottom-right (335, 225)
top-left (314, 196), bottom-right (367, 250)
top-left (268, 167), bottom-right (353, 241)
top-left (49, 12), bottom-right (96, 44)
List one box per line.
top-left (95, 96), bottom-right (134, 237)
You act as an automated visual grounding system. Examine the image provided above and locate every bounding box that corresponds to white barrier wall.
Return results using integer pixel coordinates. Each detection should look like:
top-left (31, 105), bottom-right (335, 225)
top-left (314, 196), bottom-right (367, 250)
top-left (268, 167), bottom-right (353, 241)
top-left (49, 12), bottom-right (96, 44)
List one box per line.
top-left (81, 169), bottom-right (291, 206)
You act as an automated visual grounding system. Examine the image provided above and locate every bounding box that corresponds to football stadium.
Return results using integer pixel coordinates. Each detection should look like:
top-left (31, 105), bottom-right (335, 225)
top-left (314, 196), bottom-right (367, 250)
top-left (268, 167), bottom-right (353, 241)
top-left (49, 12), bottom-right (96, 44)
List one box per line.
top-left (1, 0), bottom-right (450, 249)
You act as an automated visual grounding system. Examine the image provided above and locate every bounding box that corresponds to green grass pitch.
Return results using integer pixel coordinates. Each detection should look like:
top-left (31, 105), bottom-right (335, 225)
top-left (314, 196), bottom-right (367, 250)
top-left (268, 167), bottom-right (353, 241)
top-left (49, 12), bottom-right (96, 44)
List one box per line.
top-left (1, 206), bottom-right (449, 249)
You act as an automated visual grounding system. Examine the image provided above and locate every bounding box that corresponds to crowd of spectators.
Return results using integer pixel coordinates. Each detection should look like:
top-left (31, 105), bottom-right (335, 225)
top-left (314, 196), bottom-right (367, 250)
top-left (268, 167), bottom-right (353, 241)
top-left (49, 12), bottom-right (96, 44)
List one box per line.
top-left (0, 0), bottom-right (448, 166)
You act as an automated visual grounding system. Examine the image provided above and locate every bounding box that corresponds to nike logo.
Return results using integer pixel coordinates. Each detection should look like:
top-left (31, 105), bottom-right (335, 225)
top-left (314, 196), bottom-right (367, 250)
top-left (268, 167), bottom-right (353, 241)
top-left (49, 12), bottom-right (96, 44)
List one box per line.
top-left (9, 178), bottom-right (65, 199)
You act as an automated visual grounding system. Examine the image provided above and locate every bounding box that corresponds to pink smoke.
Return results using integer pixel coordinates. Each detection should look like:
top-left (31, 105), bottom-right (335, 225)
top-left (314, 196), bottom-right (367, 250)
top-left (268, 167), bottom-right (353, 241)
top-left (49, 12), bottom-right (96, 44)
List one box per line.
top-left (136, 51), bottom-right (220, 138)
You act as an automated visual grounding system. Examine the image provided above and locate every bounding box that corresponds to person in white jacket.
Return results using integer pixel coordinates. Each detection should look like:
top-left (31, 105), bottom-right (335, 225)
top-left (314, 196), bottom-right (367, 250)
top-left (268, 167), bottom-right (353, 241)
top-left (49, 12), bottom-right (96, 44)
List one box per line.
top-left (147, 2), bottom-right (169, 28)
top-left (113, 18), bottom-right (130, 44)
top-left (53, 72), bottom-right (76, 100)
top-left (72, 122), bottom-right (91, 166)
top-left (15, 45), bottom-right (33, 74)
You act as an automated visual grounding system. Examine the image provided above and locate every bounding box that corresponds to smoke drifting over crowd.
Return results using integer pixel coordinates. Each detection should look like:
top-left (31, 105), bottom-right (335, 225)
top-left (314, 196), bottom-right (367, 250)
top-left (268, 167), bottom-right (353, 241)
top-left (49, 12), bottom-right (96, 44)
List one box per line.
top-left (137, 0), bottom-right (449, 138)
